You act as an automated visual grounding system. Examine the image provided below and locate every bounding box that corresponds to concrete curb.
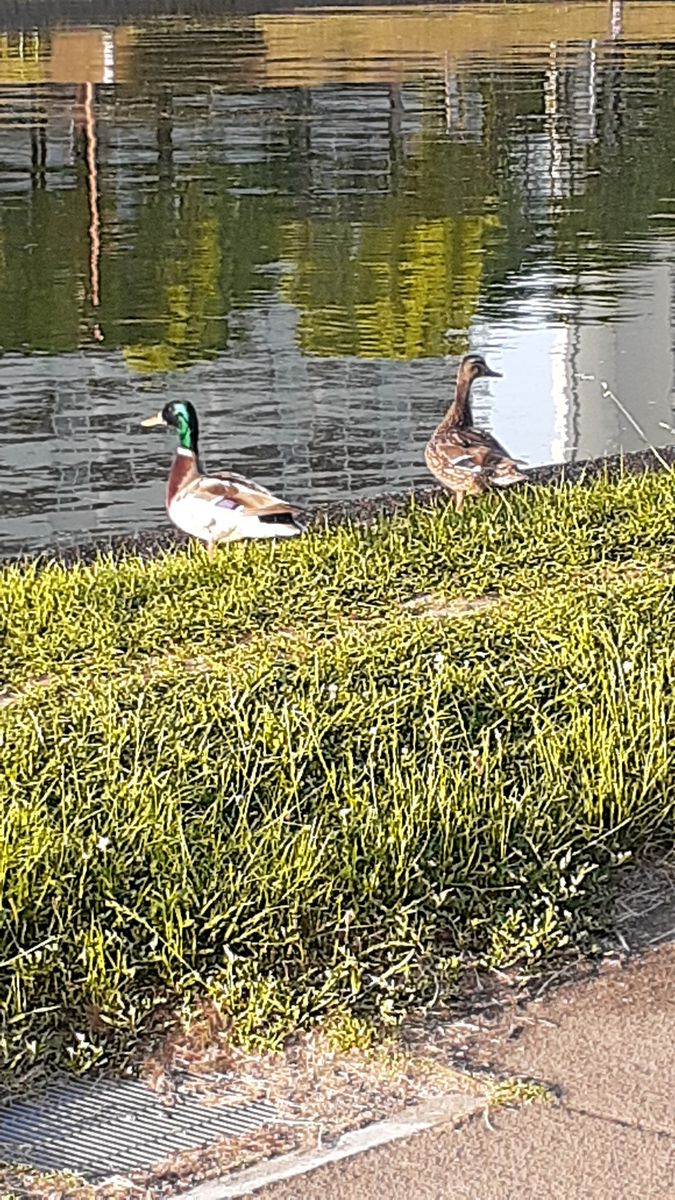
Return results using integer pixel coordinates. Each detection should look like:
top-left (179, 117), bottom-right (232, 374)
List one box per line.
top-left (179, 1093), bottom-right (483, 1199)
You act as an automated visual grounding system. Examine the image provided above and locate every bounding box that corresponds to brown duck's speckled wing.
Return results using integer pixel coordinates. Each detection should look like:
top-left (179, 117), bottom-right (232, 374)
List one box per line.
top-left (187, 471), bottom-right (304, 517)
top-left (445, 425), bottom-right (512, 456)
top-left (425, 425), bottom-right (526, 491)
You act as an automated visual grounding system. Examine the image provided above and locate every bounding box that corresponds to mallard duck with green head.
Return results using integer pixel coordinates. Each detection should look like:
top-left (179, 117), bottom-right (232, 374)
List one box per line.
top-left (142, 400), bottom-right (306, 556)
top-left (425, 352), bottom-right (527, 511)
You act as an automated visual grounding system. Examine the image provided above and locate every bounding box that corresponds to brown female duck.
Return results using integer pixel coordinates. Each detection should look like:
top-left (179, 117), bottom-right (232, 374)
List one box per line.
top-left (425, 353), bottom-right (526, 511)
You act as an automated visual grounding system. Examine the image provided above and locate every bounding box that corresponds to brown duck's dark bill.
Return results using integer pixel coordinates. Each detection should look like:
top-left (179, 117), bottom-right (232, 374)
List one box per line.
top-left (484, 367), bottom-right (502, 378)
top-left (141, 413), bottom-right (166, 427)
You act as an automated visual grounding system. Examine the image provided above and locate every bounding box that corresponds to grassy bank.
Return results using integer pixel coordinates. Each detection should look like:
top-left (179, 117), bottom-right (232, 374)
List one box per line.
top-left (1, 469), bottom-right (674, 1082)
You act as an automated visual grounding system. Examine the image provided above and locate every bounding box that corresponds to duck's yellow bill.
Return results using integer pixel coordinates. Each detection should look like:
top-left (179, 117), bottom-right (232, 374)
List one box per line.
top-left (141, 413), bottom-right (165, 427)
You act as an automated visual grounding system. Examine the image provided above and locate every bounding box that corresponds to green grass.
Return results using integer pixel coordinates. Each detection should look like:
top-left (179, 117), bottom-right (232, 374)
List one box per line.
top-left (1, 470), bottom-right (674, 1082)
top-left (2, 467), bottom-right (675, 690)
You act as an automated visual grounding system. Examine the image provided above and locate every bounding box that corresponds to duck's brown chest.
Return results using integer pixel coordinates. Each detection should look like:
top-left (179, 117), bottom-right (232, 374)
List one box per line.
top-left (167, 453), bottom-right (198, 507)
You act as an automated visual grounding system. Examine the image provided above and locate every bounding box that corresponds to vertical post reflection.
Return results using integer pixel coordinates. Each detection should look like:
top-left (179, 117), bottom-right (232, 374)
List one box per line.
top-left (587, 39), bottom-right (597, 141)
top-left (444, 54), bottom-right (458, 134)
top-left (73, 81), bottom-right (103, 341)
top-left (156, 87), bottom-right (174, 190)
top-left (544, 41), bottom-right (564, 200)
top-left (609, 0), bottom-right (623, 41)
top-left (388, 83), bottom-right (403, 184)
top-left (29, 89), bottom-right (47, 189)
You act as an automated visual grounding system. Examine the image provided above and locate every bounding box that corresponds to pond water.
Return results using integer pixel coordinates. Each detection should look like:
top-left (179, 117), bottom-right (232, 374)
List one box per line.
top-left (0, 0), bottom-right (674, 555)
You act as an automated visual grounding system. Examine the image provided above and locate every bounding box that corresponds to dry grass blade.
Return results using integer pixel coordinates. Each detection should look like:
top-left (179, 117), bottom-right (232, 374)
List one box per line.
top-left (600, 381), bottom-right (671, 470)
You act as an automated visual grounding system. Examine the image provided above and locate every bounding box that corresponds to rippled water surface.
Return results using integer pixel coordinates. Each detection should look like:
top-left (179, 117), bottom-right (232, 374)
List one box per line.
top-left (1, 1), bottom-right (674, 554)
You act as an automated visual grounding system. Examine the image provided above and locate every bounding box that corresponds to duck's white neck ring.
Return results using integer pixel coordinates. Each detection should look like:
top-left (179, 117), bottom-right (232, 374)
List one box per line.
top-left (176, 447), bottom-right (194, 458)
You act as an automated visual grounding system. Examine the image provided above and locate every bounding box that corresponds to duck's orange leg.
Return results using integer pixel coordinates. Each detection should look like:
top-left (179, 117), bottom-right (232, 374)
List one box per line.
top-left (454, 491), bottom-right (465, 513)
top-left (206, 541), bottom-right (217, 562)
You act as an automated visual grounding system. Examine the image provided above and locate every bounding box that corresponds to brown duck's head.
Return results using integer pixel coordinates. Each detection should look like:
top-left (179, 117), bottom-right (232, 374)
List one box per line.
top-left (457, 352), bottom-right (502, 382)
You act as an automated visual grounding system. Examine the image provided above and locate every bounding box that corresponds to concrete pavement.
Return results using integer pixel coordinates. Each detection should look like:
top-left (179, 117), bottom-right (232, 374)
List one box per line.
top-left (258, 944), bottom-right (675, 1199)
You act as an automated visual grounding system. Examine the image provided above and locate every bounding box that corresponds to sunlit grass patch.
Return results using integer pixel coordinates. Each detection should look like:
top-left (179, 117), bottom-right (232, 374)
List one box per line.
top-left (3, 466), bottom-right (675, 688)
top-left (1, 468), bottom-right (674, 1082)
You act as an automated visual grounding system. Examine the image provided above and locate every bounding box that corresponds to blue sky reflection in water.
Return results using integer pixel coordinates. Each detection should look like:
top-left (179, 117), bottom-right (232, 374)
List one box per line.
top-left (0, 1), bottom-right (674, 553)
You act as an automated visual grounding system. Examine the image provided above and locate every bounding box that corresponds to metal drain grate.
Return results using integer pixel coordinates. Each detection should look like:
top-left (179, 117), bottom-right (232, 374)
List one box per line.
top-left (0, 1077), bottom-right (277, 1180)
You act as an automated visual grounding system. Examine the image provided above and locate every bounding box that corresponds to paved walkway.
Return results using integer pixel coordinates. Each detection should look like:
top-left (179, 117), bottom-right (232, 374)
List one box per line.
top-left (259, 943), bottom-right (675, 1199)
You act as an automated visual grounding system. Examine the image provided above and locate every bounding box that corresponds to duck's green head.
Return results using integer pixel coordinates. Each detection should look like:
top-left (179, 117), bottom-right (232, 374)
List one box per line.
top-left (142, 400), bottom-right (199, 452)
